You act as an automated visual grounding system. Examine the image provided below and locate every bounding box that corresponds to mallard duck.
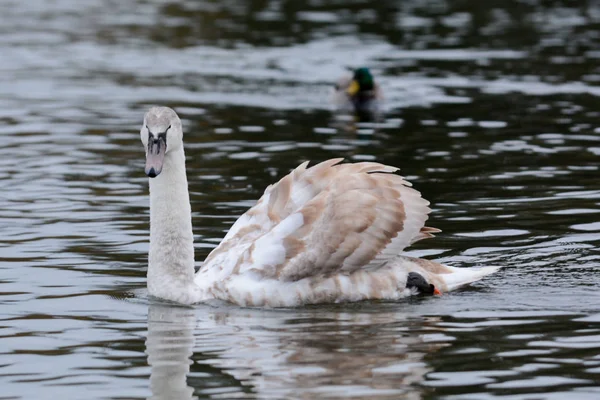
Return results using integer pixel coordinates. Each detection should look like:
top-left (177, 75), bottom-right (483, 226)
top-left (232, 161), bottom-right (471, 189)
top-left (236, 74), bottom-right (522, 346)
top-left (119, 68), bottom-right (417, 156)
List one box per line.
top-left (141, 107), bottom-right (500, 307)
top-left (334, 67), bottom-right (383, 118)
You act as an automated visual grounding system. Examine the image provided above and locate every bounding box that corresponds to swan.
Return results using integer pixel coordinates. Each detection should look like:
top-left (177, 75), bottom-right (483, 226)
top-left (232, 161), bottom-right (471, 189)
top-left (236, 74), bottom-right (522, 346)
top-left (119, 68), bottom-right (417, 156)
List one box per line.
top-left (141, 106), bottom-right (499, 307)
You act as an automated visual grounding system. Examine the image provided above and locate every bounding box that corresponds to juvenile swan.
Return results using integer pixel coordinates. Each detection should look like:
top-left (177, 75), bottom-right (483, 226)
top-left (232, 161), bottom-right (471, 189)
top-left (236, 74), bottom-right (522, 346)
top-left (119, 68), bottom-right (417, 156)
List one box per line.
top-left (141, 106), bottom-right (499, 306)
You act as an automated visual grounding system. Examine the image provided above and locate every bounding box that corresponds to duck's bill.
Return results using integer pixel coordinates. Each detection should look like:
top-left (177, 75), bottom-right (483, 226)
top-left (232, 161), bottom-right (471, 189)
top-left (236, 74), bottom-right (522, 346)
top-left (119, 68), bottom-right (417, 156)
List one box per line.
top-left (145, 138), bottom-right (166, 178)
top-left (433, 287), bottom-right (442, 296)
top-left (346, 80), bottom-right (360, 96)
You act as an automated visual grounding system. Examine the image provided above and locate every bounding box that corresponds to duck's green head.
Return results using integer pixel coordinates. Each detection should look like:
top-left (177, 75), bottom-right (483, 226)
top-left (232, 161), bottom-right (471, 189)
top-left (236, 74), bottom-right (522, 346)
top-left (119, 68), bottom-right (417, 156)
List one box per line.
top-left (347, 67), bottom-right (375, 95)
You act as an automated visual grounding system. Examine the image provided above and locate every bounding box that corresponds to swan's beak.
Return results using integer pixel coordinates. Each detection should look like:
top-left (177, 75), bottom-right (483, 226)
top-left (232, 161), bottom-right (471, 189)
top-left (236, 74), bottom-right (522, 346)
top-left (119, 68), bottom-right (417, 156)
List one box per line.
top-left (145, 137), bottom-right (166, 178)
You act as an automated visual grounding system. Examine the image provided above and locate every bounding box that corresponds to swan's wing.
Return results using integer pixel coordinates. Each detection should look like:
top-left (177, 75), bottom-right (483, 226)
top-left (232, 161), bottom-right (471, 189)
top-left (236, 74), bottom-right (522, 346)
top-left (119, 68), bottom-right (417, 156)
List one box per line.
top-left (197, 159), bottom-right (320, 281)
top-left (199, 159), bottom-right (439, 282)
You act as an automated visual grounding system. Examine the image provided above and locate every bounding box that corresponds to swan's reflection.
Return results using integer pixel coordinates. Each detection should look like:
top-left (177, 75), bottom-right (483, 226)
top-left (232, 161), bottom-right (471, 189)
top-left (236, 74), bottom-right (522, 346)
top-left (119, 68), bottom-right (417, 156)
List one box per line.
top-left (146, 303), bottom-right (444, 399)
top-left (146, 304), bottom-right (197, 400)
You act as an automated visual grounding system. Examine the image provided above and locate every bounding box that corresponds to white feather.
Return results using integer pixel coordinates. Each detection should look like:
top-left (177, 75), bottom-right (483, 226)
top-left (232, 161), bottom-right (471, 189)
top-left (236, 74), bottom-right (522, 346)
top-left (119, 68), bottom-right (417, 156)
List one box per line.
top-left (438, 265), bottom-right (503, 291)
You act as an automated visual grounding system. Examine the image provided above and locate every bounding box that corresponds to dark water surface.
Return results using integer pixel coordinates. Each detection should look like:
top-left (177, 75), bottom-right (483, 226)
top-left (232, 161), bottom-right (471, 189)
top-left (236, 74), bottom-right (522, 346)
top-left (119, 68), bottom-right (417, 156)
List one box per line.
top-left (2, 0), bottom-right (600, 398)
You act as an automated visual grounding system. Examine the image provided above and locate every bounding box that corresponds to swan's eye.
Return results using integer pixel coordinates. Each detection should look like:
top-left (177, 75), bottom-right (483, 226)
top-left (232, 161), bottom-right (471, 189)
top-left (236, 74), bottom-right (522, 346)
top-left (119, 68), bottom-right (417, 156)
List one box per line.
top-left (147, 126), bottom-right (171, 143)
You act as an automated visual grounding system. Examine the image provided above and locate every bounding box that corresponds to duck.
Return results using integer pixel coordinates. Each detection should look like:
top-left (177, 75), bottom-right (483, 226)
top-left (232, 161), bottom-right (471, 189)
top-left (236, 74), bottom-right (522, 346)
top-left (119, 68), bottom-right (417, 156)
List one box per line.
top-left (334, 67), bottom-right (383, 119)
top-left (141, 106), bottom-right (500, 307)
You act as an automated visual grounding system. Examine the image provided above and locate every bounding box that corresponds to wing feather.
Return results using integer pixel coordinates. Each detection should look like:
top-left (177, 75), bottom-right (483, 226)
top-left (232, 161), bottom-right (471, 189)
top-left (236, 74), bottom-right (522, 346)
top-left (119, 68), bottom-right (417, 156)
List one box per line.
top-left (199, 159), bottom-right (439, 283)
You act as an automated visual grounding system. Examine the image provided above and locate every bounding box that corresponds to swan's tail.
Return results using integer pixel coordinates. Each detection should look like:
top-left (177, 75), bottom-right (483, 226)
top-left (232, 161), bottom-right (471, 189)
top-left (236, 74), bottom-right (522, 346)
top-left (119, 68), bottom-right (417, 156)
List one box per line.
top-left (440, 265), bottom-right (502, 291)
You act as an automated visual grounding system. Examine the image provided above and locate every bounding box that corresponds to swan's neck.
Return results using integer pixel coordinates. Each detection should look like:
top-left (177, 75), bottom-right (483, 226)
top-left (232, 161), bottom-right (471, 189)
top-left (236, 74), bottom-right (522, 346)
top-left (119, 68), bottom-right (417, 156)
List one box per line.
top-left (147, 147), bottom-right (199, 303)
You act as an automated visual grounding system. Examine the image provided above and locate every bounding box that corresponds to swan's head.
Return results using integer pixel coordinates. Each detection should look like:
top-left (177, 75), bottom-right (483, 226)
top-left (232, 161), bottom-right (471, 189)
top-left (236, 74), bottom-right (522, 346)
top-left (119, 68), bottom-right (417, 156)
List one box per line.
top-left (140, 106), bottom-right (183, 178)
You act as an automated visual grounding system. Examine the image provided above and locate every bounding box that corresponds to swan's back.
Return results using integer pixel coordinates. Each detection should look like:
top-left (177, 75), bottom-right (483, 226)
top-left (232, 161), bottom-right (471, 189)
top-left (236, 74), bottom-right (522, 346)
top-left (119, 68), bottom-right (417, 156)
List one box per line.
top-left (195, 159), bottom-right (453, 306)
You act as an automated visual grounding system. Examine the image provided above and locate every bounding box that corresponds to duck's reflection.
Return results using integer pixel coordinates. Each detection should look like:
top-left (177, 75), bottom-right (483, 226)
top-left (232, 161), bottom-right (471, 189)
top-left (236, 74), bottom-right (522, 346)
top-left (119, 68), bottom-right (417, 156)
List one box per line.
top-left (146, 303), bottom-right (443, 399)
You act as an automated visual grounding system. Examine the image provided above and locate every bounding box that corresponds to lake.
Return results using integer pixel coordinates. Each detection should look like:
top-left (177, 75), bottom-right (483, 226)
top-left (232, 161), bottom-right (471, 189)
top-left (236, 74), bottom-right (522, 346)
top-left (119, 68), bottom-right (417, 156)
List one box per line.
top-left (1, 0), bottom-right (600, 399)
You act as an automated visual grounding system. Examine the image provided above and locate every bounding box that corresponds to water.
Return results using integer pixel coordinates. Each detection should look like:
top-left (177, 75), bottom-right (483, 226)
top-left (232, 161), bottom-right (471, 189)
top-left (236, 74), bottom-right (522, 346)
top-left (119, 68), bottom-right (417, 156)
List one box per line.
top-left (1, 0), bottom-right (600, 398)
